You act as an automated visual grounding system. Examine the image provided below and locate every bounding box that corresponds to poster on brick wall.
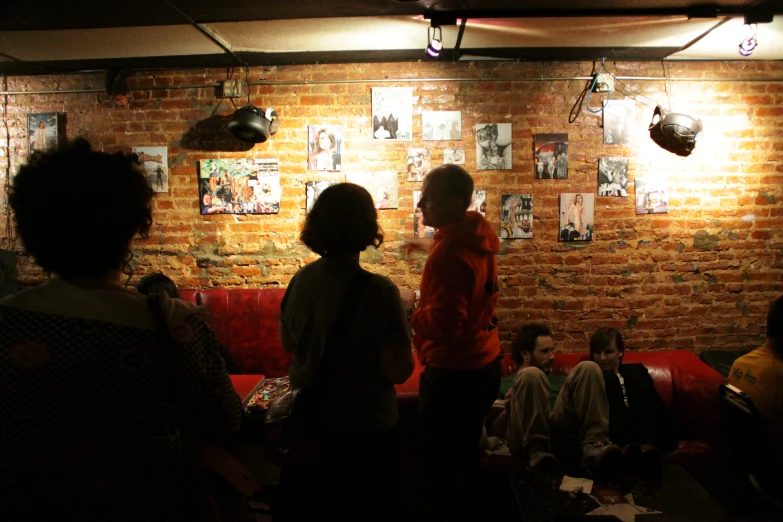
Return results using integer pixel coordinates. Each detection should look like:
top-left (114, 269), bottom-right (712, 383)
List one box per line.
top-left (406, 148), bottom-right (432, 182)
top-left (133, 146), bottom-right (168, 193)
top-left (603, 100), bottom-right (636, 145)
top-left (476, 123), bottom-right (512, 170)
top-left (413, 191), bottom-right (435, 239)
top-left (422, 111), bottom-right (461, 140)
top-left (372, 87), bottom-right (412, 140)
top-left (635, 177), bottom-right (669, 215)
top-left (198, 158), bottom-right (280, 214)
top-left (307, 125), bottom-right (342, 171)
top-left (468, 190), bottom-right (486, 217)
top-left (346, 171), bottom-right (398, 209)
top-left (306, 179), bottom-right (341, 214)
top-left (559, 193), bottom-right (594, 241)
top-left (443, 148), bottom-right (465, 165)
top-left (534, 133), bottom-right (568, 179)
top-left (598, 157), bottom-right (629, 197)
top-left (501, 194), bottom-right (533, 239)
top-left (27, 112), bottom-right (60, 159)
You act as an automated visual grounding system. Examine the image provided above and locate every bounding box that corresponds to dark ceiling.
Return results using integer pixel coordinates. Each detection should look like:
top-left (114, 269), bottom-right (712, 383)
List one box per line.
top-left (0, 0), bottom-right (774, 31)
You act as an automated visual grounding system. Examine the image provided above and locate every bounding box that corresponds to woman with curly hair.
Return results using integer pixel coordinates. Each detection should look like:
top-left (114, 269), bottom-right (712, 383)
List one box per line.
top-left (277, 182), bottom-right (414, 521)
top-left (0, 140), bottom-right (241, 521)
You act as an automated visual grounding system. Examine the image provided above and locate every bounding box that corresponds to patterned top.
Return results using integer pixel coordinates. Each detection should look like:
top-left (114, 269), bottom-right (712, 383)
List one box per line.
top-left (0, 279), bottom-right (241, 521)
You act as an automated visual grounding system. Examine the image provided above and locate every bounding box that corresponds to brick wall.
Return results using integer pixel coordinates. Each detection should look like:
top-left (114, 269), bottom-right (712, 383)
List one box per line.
top-left (1, 60), bottom-right (781, 353)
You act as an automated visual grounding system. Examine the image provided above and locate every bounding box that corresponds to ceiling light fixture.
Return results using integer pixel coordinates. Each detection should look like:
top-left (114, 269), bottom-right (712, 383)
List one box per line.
top-left (427, 25), bottom-right (443, 58)
top-left (739, 23), bottom-right (758, 57)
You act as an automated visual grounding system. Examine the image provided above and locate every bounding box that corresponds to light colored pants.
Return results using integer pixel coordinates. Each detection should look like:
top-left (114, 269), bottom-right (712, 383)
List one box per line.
top-left (506, 361), bottom-right (610, 457)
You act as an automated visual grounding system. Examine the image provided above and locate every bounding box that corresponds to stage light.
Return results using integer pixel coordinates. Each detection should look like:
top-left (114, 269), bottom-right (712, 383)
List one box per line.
top-left (427, 25), bottom-right (443, 58)
top-left (739, 24), bottom-right (758, 57)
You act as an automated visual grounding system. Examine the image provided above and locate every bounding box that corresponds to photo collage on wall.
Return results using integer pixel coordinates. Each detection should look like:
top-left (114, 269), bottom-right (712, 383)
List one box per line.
top-left (308, 125), bottom-right (342, 171)
top-left (476, 123), bottom-right (512, 170)
top-left (199, 158), bottom-right (280, 215)
top-left (406, 148), bottom-right (432, 182)
top-left (27, 112), bottom-right (60, 159)
top-left (346, 171), bottom-right (399, 209)
top-left (422, 111), bottom-right (462, 141)
top-left (534, 133), bottom-right (569, 179)
top-left (372, 87), bottom-right (413, 140)
top-left (635, 178), bottom-right (669, 215)
top-left (559, 193), bottom-right (594, 242)
top-left (133, 146), bottom-right (168, 193)
top-left (501, 194), bottom-right (533, 239)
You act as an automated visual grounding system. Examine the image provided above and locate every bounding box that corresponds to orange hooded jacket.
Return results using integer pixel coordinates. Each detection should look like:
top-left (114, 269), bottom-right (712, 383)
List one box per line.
top-left (411, 211), bottom-right (501, 369)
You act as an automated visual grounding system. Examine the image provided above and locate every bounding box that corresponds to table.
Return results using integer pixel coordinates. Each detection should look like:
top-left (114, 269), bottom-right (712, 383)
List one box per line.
top-left (509, 464), bottom-right (731, 521)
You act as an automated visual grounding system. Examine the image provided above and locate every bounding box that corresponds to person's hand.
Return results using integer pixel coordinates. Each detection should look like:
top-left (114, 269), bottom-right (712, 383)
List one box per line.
top-left (401, 238), bottom-right (434, 259)
top-left (504, 388), bottom-right (513, 412)
top-left (398, 289), bottom-right (416, 309)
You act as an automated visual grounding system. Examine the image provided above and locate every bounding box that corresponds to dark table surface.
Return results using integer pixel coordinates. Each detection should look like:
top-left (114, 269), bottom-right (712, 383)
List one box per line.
top-left (509, 463), bottom-right (731, 521)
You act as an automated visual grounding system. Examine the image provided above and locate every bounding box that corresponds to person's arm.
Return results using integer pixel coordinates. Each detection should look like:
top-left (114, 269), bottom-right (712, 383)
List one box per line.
top-left (410, 254), bottom-right (473, 343)
top-left (402, 238), bottom-right (435, 258)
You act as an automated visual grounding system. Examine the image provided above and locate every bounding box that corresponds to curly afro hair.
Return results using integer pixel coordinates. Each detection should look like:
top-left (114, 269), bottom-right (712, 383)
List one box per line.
top-left (10, 139), bottom-right (154, 278)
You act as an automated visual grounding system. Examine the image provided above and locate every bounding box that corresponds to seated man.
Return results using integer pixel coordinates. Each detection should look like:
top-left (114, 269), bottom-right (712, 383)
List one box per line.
top-left (727, 295), bottom-right (783, 471)
top-left (493, 324), bottom-right (622, 471)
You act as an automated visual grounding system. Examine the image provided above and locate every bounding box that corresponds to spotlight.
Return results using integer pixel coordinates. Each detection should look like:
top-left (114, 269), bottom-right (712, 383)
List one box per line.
top-left (739, 24), bottom-right (758, 57)
top-left (427, 25), bottom-right (443, 58)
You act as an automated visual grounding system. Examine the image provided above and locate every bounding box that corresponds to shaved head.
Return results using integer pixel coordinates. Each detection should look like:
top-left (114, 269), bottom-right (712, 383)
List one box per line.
top-left (424, 164), bottom-right (474, 210)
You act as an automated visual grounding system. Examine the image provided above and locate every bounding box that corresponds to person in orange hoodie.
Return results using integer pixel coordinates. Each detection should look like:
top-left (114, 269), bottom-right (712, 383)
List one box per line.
top-left (404, 164), bottom-right (501, 520)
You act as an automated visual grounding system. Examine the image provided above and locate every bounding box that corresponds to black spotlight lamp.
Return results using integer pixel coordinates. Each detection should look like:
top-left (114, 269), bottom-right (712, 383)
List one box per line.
top-left (427, 25), bottom-right (443, 58)
top-left (648, 106), bottom-right (703, 157)
top-left (228, 106), bottom-right (279, 143)
top-left (738, 23), bottom-right (758, 57)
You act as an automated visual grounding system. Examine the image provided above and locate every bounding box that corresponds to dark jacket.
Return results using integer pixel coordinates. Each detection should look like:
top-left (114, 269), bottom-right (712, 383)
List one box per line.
top-left (603, 363), bottom-right (674, 449)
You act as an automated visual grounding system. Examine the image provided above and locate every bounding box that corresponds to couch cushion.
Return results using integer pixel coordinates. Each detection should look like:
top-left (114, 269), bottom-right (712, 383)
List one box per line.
top-left (178, 289), bottom-right (199, 304)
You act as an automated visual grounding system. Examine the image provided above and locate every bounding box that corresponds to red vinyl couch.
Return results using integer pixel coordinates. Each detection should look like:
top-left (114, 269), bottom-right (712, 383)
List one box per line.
top-left (181, 288), bottom-right (727, 478)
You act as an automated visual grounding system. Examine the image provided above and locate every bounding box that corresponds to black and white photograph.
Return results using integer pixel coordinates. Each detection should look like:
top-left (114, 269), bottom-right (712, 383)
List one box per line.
top-left (559, 193), bottom-right (594, 242)
top-left (635, 177), bottom-right (669, 215)
top-left (501, 194), bottom-right (533, 239)
top-left (534, 133), bottom-right (569, 179)
top-left (133, 146), bottom-right (168, 193)
top-left (406, 148), bottom-right (432, 182)
top-left (346, 171), bottom-right (398, 209)
top-left (443, 148), bottom-right (465, 165)
top-left (603, 100), bottom-right (636, 145)
top-left (468, 190), bottom-right (486, 217)
top-left (306, 179), bottom-right (341, 214)
top-left (27, 112), bottom-right (59, 159)
top-left (422, 111), bottom-right (461, 140)
top-left (372, 87), bottom-right (412, 140)
top-left (476, 123), bottom-right (512, 170)
top-left (598, 157), bottom-right (629, 197)
top-left (308, 125), bottom-right (342, 171)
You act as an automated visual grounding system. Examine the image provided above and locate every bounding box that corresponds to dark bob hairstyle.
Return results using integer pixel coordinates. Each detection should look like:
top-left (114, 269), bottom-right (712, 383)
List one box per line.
top-left (300, 183), bottom-right (383, 256)
top-left (9, 139), bottom-right (154, 279)
top-left (589, 327), bottom-right (626, 362)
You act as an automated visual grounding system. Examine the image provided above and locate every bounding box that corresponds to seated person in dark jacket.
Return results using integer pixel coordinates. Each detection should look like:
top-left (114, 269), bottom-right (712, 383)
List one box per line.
top-left (589, 328), bottom-right (674, 471)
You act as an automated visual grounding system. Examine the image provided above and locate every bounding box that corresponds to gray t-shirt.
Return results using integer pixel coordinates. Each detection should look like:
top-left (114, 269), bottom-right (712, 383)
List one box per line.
top-left (281, 257), bottom-right (412, 433)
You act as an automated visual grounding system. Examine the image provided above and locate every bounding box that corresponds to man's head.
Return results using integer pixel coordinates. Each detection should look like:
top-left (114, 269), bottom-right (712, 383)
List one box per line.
top-left (768, 296), bottom-right (783, 357)
top-left (512, 324), bottom-right (555, 374)
top-left (417, 164), bottom-right (473, 229)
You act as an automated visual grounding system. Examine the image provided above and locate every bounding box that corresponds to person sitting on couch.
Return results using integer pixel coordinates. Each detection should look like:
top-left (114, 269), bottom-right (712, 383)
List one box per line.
top-left (497, 324), bottom-right (622, 471)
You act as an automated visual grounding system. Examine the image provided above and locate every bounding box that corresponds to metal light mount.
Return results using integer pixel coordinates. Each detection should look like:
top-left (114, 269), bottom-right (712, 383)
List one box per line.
top-left (427, 25), bottom-right (443, 58)
top-left (739, 23), bottom-right (758, 57)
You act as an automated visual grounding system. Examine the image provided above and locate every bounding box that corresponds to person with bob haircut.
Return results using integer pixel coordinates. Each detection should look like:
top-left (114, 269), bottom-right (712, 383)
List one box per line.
top-left (0, 140), bottom-right (241, 521)
top-left (278, 182), bottom-right (414, 521)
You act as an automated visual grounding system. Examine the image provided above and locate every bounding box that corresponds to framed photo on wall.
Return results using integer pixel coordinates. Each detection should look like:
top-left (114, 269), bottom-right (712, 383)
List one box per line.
top-left (372, 87), bottom-right (412, 140)
top-left (534, 133), bottom-right (568, 179)
top-left (133, 146), bottom-right (169, 193)
top-left (559, 193), bottom-right (594, 241)
top-left (27, 112), bottom-right (60, 159)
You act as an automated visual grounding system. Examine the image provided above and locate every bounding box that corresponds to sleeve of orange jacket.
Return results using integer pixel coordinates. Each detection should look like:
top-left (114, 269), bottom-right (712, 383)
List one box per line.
top-left (410, 254), bottom-right (474, 343)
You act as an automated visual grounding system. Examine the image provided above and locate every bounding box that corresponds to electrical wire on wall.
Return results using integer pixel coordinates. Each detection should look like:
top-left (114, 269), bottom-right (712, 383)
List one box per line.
top-left (1, 74), bottom-right (16, 250)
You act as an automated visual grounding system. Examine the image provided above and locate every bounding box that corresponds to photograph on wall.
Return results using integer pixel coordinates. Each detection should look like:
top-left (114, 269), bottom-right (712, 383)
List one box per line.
top-left (468, 190), bottom-right (486, 217)
top-left (346, 171), bottom-right (398, 209)
top-left (598, 157), bottom-right (629, 197)
top-left (133, 146), bottom-right (168, 193)
top-left (306, 179), bottom-right (341, 214)
top-left (501, 194), bottom-right (533, 239)
top-left (534, 133), bottom-right (569, 179)
top-left (476, 123), bottom-right (512, 170)
top-left (443, 148), bottom-right (465, 165)
top-left (406, 148), bottom-right (432, 182)
top-left (635, 177), bottom-right (669, 215)
top-left (422, 111), bottom-right (461, 141)
top-left (27, 112), bottom-right (59, 158)
top-left (603, 100), bottom-right (636, 145)
top-left (413, 190), bottom-right (435, 239)
top-left (308, 125), bottom-right (342, 171)
top-left (372, 87), bottom-right (412, 140)
top-left (199, 158), bottom-right (279, 215)
top-left (559, 193), bottom-right (594, 242)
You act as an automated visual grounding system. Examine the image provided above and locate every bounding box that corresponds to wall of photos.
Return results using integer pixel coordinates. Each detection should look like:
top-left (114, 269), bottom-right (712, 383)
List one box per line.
top-left (1, 60), bottom-right (782, 353)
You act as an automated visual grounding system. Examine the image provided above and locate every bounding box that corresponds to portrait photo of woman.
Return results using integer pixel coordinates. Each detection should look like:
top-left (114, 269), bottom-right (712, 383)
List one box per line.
top-left (308, 125), bottom-right (342, 171)
top-left (559, 192), bottom-right (594, 242)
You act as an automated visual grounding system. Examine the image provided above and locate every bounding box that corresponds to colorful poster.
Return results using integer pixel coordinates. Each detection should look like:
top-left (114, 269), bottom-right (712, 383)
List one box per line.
top-left (501, 194), bottom-right (533, 239)
top-left (346, 171), bottom-right (398, 209)
top-left (559, 193), bottom-right (594, 242)
top-left (308, 125), bottom-right (342, 171)
top-left (372, 87), bottom-right (413, 140)
top-left (27, 112), bottom-right (59, 158)
top-left (534, 133), bottom-right (569, 179)
top-left (198, 158), bottom-right (279, 214)
top-left (406, 148), bottom-right (432, 182)
top-left (476, 123), bottom-right (512, 170)
top-left (133, 146), bottom-right (168, 193)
